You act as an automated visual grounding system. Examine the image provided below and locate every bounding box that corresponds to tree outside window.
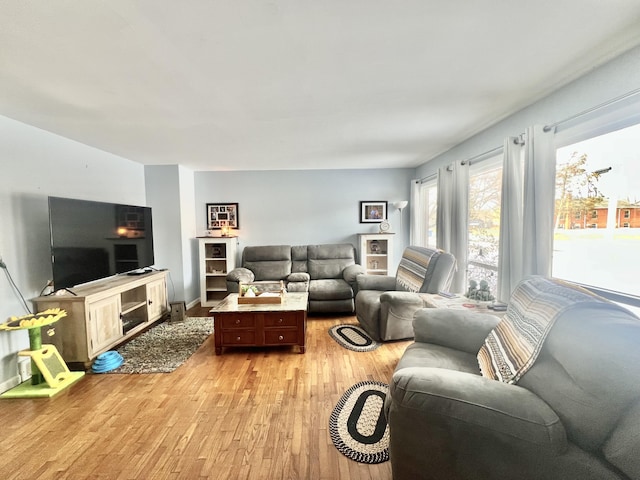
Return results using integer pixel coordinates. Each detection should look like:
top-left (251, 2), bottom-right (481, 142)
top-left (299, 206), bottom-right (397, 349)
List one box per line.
top-left (467, 158), bottom-right (502, 294)
top-left (553, 122), bottom-right (640, 300)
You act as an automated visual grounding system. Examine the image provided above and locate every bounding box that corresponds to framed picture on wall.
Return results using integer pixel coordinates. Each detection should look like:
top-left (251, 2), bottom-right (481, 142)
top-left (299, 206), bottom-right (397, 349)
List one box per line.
top-left (359, 201), bottom-right (387, 223)
top-left (206, 203), bottom-right (239, 229)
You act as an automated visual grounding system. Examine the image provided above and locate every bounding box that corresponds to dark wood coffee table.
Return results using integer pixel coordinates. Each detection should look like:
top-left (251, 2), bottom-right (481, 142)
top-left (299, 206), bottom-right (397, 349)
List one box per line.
top-left (209, 292), bottom-right (308, 355)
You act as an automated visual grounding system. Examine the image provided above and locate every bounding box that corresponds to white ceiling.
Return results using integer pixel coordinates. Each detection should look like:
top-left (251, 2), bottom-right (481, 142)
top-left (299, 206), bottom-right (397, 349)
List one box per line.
top-left (2, 1), bottom-right (640, 172)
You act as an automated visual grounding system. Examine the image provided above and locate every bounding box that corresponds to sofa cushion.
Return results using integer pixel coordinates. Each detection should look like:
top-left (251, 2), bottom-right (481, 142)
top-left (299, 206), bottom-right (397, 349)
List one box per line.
top-left (291, 245), bottom-right (308, 273)
top-left (309, 278), bottom-right (353, 301)
top-left (243, 245), bottom-right (292, 281)
top-left (307, 244), bottom-right (355, 279)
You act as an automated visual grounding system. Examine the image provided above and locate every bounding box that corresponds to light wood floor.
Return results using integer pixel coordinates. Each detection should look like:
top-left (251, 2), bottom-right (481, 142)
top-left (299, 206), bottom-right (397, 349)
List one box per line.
top-left (1, 308), bottom-right (411, 480)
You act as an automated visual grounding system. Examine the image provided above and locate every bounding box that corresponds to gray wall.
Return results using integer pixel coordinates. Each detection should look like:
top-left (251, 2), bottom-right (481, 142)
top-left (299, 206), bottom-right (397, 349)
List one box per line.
top-left (416, 44), bottom-right (640, 178)
top-left (145, 165), bottom-right (199, 306)
top-left (0, 116), bottom-right (148, 391)
top-left (194, 168), bottom-right (414, 274)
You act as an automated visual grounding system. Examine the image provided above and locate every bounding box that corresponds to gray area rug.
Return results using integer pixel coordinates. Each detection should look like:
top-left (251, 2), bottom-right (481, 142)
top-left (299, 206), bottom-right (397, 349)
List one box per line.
top-left (107, 317), bottom-right (213, 374)
top-left (329, 380), bottom-right (390, 464)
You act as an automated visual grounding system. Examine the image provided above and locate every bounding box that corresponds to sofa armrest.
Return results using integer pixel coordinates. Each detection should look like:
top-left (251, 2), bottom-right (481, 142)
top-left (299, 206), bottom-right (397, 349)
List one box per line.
top-left (356, 274), bottom-right (397, 291)
top-left (226, 268), bottom-right (255, 293)
top-left (343, 264), bottom-right (366, 283)
top-left (412, 308), bottom-right (501, 354)
top-left (387, 367), bottom-right (566, 452)
top-left (287, 272), bottom-right (310, 282)
top-left (227, 267), bottom-right (255, 282)
top-left (287, 272), bottom-right (310, 292)
top-left (380, 291), bottom-right (425, 305)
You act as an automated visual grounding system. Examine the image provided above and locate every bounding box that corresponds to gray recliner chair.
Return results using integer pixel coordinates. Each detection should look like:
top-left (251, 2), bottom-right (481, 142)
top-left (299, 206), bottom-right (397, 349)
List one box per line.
top-left (355, 246), bottom-right (456, 341)
top-left (385, 276), bottom-right (640, 480)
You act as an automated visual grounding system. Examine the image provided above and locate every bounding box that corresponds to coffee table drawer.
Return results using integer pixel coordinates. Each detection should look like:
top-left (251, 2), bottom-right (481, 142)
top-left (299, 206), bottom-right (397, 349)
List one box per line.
top-left (222, 330), bottom-right (256, 345)
top-left (220, 314), bottom-right (256, 329)
top-left (263, 311), bottom-right (299, 327)
top-left (264, 329), bottom-right (299, 345)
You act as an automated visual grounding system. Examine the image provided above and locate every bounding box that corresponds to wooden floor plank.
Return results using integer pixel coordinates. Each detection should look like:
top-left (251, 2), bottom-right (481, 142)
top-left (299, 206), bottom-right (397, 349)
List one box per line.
top-left (0, 310), bottom-right (411, 479)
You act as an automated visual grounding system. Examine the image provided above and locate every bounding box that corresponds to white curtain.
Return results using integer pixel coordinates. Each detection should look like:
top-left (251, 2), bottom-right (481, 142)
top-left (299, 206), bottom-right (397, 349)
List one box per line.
top-left (437, 166), bottom-right (453, 250)
top-left (522, 125), bottom-right (556, 278)
top-left (437, 161), bottom-right (469, 293)
top-left (497, 137), bottom-right (525, 302)
top-left (410, 179), bottom-right (422, 246)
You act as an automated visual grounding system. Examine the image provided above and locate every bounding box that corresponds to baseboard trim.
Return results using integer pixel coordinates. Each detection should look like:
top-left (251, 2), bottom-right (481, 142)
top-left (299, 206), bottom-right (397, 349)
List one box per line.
top-left (0, 374), bottom-right (22, 395)
top-left (187, 298), bottom-right (200, 310)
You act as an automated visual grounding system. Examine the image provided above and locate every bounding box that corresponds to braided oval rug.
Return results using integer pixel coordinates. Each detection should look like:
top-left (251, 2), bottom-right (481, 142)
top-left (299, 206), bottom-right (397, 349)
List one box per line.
top-left (328, 324), bottom-right (380, 352)
top-left (329, 380), bottom-right (389, 464)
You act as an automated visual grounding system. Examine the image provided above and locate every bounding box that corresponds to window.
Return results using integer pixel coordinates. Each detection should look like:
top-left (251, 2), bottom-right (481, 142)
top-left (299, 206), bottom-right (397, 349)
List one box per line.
top-left (414, 179), bottom-right (438, 248)
top-left (467, 156), bottom-right (502, 293)
top-left (553, 122), bottom-right (640, 304)
top-left (425, 183), bottom-right (437, 248)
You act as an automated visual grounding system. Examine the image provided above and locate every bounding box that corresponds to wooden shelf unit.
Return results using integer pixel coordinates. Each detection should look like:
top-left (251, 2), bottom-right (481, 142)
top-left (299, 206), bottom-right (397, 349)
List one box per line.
top-left (358, 233), bottom-right (395, 275)
top-left (32, 270), bottom-right (169, 366)
top-left (198, 237), bottom-right (238, 307)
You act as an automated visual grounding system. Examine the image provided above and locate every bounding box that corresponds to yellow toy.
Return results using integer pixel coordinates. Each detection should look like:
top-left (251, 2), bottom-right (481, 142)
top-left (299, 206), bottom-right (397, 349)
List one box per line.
top-left (0, 308), bottom-right (85, 398)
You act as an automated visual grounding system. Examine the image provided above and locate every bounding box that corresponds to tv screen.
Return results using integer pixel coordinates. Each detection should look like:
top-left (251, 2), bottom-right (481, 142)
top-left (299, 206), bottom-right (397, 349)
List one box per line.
top-left (48, 196), bottom-right (155, 290)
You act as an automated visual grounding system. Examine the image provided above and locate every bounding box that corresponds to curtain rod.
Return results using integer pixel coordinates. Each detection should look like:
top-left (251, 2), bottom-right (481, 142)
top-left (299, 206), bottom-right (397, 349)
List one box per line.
top-left (462, 135), bottom-right (524, 165)
top-left (422, 135), bottom-right (523, 180)
top-left (543, 87), bottom-right (640, 132)
top-left (461, 145), bottom-right (503, 165)
top-left (418, 173), bottom-right (437, 183)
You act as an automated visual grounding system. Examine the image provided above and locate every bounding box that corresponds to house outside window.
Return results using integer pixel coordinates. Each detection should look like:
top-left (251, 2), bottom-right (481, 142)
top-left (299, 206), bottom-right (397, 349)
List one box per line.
top-left (467, 156), bottom-right (502, 294)
top-left (553, 121), bottom-right (640, 305)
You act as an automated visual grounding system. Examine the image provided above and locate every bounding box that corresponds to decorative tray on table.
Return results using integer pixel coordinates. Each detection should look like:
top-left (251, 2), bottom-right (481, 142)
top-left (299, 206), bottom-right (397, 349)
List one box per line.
top-left (238, 281), bottom-right (285, 304)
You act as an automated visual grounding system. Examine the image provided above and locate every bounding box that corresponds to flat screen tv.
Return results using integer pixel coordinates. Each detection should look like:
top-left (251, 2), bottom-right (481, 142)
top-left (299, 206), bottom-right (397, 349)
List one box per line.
top-left (48, 196), bottom-right (155, 290)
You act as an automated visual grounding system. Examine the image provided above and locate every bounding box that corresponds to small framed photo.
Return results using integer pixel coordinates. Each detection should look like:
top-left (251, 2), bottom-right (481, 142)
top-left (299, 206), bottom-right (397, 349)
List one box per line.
top-left (206, 203), bottom-right (239, 229)
top-left (360, 201), bottom-right (387, 223)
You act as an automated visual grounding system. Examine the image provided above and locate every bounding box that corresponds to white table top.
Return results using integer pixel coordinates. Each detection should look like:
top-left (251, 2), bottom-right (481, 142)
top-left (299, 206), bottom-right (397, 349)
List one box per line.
top-left (209, 292), bottom-right (309, 313)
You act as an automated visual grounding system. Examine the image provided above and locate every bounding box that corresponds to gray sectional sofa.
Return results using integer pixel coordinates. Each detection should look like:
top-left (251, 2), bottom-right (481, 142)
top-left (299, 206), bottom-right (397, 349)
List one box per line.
top-left (226, 243), bottom-right (365, 313)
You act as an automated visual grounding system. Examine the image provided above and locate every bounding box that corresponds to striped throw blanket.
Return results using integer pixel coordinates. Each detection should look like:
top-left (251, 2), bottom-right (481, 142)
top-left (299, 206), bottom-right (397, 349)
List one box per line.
top-left (477, 276), bottom-right (615, 384)
top-left (395, 246), bottom-right (439, 293)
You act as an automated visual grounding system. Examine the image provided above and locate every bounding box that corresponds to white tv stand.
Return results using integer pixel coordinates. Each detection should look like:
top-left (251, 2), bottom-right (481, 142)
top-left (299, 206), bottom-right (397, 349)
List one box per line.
top-left (33, 270), bottom-right (169, 367)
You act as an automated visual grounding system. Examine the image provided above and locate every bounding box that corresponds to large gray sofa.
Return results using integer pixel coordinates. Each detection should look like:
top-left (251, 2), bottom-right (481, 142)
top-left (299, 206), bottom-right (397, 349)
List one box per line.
top-left (226, 243), bottom-right (365, 314)
top-left (385, 276), bottom-right (640, 480)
